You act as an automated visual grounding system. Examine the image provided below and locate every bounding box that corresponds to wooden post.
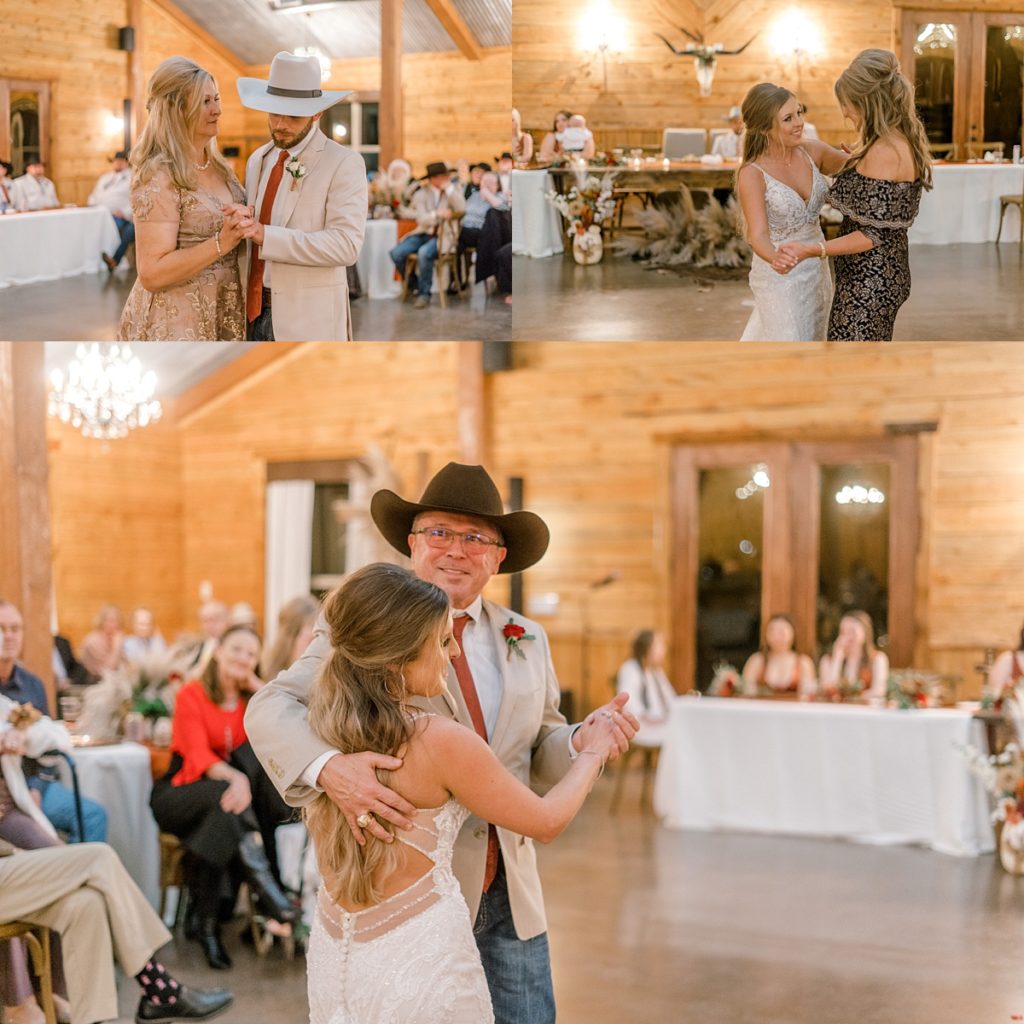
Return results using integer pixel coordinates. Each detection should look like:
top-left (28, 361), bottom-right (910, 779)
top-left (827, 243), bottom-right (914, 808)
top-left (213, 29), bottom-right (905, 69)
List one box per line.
top-left (0, 344), bottom-right (55, 713)
top-left (456, 342), bottom-right (485, 465)
top-left (380, 0), bottom-right (403, 168)
top-left (129, 0), bottom-right (145, 147)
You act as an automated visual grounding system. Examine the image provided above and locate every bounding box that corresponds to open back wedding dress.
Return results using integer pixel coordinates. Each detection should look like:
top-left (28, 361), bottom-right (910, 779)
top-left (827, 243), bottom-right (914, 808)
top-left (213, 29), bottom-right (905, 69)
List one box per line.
top-left (741, 149), bottom-right (833, 342)
top-left (307, 797), bottom-right (494, 1024)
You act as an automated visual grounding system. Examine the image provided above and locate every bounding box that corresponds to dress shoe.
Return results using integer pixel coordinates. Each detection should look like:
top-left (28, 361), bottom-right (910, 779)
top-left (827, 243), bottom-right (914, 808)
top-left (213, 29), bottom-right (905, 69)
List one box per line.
top-left (135, 986), bottom-right (232, 1023)
top-left (414, 295), bottom-right (430, 309)
top-left (196, 918), bottom-right (232, 970)
top-left (101, 253), bottom-right (117, 272)
top-left (237, 832), bottom-right (297, 925)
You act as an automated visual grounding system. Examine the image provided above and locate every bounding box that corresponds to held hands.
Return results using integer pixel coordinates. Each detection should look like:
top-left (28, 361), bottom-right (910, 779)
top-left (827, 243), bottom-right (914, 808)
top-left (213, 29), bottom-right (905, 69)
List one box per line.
top-left (573, 691), bottom-right (640, 764)
top-left (318, 751), bottom-right (417, 846)
top-left (220, 203), bottom-right (261, 248)
top-left (771, 242), bottom-right (812, 274)
top-left (219, 769), bottom-right (252, 815)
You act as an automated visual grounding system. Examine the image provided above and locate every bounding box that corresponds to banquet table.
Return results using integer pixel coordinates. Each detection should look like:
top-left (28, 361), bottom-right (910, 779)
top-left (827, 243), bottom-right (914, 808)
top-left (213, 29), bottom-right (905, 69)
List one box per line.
top-left (653, 697), bottom-right (994, 857)
top-left (511, 169), bottom-right (564, 258)
top-left (59, 740), bottom-right (160, 906)
top-left (356, 217), bottom-right (402, 299)
top-left (0, 207), bottom-right (120, 287)
top-left (909, 163), bottom-right (1024, 245)
top-left (545, 162), bottom-right (738, 195)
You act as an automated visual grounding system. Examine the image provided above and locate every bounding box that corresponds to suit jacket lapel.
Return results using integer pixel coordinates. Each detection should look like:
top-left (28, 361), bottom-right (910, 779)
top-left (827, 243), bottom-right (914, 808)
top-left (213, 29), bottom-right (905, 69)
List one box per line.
top-left (247, 142), bottom-right (275, 208)
top-left (274, 131), bottom-right (327, 228)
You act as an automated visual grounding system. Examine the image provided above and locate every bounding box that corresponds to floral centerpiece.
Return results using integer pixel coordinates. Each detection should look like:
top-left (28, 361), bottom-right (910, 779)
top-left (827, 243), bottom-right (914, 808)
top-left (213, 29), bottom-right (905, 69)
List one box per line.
top-left (959, 739), bottom-right (1024, 872)
top-left (707, 662), bottom-right (742, 697)
top-left (545, 172), bottom-right (617, 264)
top-left (367, 175), bottom-right (409, 220)
top-left (885, 670), bottom-right (959, 710)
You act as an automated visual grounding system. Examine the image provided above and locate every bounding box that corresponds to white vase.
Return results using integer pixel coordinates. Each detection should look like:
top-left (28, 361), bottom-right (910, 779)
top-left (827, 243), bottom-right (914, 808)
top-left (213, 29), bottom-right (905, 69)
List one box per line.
top-left (572, 226), bottom-right (604, 265)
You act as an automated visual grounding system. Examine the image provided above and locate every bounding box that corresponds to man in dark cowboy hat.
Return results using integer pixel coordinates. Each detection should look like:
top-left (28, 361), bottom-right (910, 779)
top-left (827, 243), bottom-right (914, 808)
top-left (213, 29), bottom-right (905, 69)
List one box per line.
top-left (234, 51), bottom-right (367, 341)
top-left (389, 160), bottom-right (466, 309)
top-left (246, 462), bottom-right (638, 1023)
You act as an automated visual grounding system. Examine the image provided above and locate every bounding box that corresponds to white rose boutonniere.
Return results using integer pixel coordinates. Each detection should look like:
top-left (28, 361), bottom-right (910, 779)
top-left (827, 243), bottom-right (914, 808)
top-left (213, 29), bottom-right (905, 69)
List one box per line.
top-left (285, 157), bottom-right (307, 191)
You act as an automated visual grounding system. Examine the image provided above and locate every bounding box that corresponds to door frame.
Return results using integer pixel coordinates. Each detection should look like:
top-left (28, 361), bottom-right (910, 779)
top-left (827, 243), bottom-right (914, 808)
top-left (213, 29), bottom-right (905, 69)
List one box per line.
top-left (0, 78), bottom-right (51, 176)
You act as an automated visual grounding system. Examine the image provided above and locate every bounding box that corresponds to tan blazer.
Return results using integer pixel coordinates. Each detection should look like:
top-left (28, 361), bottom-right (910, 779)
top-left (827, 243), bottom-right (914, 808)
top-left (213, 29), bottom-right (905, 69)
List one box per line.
top-left (244, 598), bottom-right (574, 939)
top-left (245, 131), bottom-right (367, 341)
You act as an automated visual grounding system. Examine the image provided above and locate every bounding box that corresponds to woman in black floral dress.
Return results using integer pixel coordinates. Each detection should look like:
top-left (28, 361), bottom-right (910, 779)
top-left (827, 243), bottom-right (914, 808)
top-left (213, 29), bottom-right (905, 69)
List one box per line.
top-left (776, 49), bottom-right (932, 341)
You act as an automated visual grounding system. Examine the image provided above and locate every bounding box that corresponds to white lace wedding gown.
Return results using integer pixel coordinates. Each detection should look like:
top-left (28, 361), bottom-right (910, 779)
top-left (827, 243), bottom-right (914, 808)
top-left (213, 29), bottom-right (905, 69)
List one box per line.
top-left (307, 797), bottom-right (495, 1024)
top-left (741, 150), bottom-right (833, 342)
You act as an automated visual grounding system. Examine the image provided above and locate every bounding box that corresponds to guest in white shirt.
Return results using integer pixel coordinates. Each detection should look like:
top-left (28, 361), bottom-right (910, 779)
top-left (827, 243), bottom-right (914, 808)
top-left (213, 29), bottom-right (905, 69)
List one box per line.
top-left (88, 150), bottom-right (135, 271)
top-left (615, 630), bottom-right (678, 746)
top-left (799, 104), bottom-right (819, 140)
top-left (122, 606), bottom-right (167, 664)
top-left (560, 114), bottom-right (595, 158)
top-left (10, 160), bottom-right (59, 211)
top-left (712, 105), bottom-right (744, 159)
top-left (0, 161), bottom-right (14, 212)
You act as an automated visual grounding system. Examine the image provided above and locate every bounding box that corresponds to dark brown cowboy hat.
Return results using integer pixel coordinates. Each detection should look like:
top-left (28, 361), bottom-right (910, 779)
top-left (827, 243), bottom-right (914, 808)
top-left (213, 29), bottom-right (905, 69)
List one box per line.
top-left (370, 462), bottom-right (550, 574)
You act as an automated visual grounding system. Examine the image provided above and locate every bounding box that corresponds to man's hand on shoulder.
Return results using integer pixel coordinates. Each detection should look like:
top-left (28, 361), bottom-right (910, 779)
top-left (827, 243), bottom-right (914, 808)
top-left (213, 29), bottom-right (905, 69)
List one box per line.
top-left (318, 751), bottom-right (418, 845)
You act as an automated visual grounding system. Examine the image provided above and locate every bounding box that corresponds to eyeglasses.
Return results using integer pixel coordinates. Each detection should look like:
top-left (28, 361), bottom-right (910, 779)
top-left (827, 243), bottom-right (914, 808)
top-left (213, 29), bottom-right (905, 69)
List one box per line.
top-left (0, 624), bottom-right (23, 635)
top-left (411, 527), bottom-right (504, 554)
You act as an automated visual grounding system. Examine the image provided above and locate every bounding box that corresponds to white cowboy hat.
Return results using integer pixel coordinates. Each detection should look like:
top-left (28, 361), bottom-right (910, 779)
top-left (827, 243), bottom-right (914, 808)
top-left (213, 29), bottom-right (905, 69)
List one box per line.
top-left (237, 52), bottom-right (350, 116)
top-left (722, 106), bottom-right (743, 120)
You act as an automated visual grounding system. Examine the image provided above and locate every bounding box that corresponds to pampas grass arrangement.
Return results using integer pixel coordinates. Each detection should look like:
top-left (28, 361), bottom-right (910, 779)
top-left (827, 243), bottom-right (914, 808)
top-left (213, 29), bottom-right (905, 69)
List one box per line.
top-left (612, 186), bottom-right (751, 271)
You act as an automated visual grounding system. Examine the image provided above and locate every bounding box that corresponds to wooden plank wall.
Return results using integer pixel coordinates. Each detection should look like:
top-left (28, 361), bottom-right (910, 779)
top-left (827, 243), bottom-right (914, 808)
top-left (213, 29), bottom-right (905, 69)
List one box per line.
top-left (243, 47), bottom-right (512, 174)
top-left (513, 0), bottom-right (899, 151)
top-left (46, 342), bottom-right (1024, 706)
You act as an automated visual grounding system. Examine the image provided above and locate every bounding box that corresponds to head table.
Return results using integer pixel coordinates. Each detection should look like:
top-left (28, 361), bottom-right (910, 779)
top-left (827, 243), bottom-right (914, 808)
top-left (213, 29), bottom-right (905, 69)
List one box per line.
top-left (653, 697), bottom-right (993, 857)
top-left (0, 207), bottom-right (120, 288)
top-left (910, 162), bottom-right (1024, 245)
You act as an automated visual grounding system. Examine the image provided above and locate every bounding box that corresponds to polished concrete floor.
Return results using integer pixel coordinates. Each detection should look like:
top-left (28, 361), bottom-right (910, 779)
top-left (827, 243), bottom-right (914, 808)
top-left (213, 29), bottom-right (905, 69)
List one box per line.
top-left (513, 243), bottom-right (1024, 342)
top-left (110, 769), bottom-right (1023, 1023)
top-left (0, 268), bottom-right (510, 342)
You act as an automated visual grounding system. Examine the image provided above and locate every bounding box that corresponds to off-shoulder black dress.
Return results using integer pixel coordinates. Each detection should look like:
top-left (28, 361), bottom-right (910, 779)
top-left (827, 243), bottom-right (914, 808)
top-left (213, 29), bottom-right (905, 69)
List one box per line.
top-left (826, 170), bottom-right (923, 342)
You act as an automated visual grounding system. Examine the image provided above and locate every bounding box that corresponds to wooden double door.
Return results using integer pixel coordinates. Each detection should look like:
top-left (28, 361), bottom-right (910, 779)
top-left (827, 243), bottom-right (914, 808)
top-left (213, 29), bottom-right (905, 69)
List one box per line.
top-left (671, 436), bottom-right (920, 691)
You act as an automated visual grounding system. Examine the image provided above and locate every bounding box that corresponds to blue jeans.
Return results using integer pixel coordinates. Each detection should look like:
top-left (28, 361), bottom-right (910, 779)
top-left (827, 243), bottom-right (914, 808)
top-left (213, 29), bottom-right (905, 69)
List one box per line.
top-left (40, 781), bottom-right (108, 843)
top-left (112, 216), bottom-right (135, 264)
top-left (473, 859), bottom-right (555, 1024)
top-left (390, 232), bottom-right (438, 297)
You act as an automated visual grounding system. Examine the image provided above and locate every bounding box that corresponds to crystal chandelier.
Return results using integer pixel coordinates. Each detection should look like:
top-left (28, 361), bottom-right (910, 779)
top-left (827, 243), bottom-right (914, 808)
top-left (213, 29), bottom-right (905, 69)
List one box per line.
top-left (47, 343), bottom-right (161, 440)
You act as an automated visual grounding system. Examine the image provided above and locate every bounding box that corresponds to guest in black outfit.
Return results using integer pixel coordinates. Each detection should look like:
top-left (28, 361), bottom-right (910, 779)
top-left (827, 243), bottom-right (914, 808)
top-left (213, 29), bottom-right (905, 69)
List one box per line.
top-left (776, 49), bottom-right (931, 341)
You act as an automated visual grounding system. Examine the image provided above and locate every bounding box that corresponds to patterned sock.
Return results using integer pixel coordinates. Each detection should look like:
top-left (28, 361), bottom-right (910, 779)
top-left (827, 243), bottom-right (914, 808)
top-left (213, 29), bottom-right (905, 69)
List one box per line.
top-left (134, 959), bottom-right (181, 1006)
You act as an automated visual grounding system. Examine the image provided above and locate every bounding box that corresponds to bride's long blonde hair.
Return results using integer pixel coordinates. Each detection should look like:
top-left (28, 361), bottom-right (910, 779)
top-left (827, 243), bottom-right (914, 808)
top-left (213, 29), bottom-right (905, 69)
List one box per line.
top-left (132, 56), bottom-right (234, 192)
top-left (304, 563), bottom-right (450, 906)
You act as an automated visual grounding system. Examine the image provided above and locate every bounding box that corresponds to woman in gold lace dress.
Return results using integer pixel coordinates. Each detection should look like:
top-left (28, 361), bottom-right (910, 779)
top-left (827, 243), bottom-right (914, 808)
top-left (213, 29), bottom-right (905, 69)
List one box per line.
top-left (119, 57), bottom-right (252, 341)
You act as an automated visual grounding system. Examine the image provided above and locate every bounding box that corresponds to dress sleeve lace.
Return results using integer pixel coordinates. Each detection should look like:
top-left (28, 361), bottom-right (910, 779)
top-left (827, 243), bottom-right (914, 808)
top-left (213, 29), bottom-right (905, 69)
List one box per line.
top-left (131, 170), bottom-right (181, 224)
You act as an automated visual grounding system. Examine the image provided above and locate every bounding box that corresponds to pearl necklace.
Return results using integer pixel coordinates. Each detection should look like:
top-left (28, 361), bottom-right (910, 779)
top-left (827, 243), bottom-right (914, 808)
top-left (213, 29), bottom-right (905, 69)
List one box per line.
top-left (195, 150), bottom-right (211, 171)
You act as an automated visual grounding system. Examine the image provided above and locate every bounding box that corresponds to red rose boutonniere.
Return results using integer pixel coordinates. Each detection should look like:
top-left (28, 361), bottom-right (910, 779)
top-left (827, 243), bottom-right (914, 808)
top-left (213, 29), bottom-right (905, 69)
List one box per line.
top-left (503, 619), bottom-right (535, 661)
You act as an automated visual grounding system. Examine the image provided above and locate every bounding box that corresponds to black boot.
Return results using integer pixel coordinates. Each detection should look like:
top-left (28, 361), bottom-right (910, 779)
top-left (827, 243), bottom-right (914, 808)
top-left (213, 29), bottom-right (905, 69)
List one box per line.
top-left (196, 917), bottom-right (232, 971)
top-left (237, 832), bottom-right (296, 925)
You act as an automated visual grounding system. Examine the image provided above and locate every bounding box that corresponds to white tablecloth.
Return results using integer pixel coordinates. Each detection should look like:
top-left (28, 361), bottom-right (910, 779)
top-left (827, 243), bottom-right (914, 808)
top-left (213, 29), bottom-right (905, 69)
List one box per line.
top-left (910, 163), bottom-right (1024, 245)
top-left (0, 207), bottom-right (120, 287)
top-left (512, 169), bottom-right (564, 258)
top-left (60, 741), bottom-right (160, 906)
top-left (356, 218), bottom-right (401, 299)
top-left (654, 697), bottom-right (994, 857)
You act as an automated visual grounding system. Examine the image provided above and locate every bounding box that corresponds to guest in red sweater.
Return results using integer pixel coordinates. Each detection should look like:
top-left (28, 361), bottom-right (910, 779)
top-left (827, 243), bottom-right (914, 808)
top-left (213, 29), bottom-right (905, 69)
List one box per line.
top-left (150, 625), bottom-right (296, 970)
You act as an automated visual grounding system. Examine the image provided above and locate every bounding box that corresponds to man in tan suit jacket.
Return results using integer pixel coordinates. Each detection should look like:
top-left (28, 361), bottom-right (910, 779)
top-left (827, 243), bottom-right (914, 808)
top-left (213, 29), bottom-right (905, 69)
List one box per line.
top-left (245, 463), bottom-right (637, 1024)
top-left (236, 52), bottom-right (367, 342)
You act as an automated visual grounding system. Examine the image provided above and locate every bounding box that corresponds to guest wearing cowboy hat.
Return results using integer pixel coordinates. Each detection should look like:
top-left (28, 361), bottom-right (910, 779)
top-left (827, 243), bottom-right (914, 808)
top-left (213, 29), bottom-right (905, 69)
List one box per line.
top-left (245, 461), bottom-right (640, 1024)
top-left (712, 105), bottom-right (745, 159)
top-left (233, 51), bottom-right (367, 341)
top-left (388, 161), bottom-right (465, 309)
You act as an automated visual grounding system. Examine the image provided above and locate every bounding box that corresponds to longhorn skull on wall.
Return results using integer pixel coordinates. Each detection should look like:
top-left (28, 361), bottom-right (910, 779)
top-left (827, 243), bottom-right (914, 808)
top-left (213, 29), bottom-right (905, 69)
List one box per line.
top-left (656, 27), bottom-right (757, 97)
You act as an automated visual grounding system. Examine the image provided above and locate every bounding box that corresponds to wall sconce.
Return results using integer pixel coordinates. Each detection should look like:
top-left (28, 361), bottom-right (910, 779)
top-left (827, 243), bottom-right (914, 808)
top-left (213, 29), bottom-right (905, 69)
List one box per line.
top-left (105, 112), bottom-right (125, 137)
top-left (578, 0), bottom-right (626, 90)
top-left (768, 7), bottom-right (824, 91)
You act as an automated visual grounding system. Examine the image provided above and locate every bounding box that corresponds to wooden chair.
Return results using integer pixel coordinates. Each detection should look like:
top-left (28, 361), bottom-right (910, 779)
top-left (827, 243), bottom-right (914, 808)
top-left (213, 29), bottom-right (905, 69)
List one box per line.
top-left (434, 218), bottom-right (461, 308)
top-left (158, 832), bottom-right (187, 927)
top-left (610, 743), bottom-right (659, 813)
top-left (996, 191), bottom-right (1023, 247)
top-left (0, 922), bottom-right (57, 1024)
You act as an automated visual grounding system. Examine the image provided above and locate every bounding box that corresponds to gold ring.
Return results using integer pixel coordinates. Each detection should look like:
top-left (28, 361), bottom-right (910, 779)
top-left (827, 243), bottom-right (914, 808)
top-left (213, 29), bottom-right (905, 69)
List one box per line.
top-left (356, 813), bottom-right (373, 828)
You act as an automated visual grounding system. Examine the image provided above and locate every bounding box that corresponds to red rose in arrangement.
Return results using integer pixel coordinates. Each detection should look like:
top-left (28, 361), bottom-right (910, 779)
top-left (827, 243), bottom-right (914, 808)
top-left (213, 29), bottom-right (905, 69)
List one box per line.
top-left (502, 620), bottom-right (534, 661)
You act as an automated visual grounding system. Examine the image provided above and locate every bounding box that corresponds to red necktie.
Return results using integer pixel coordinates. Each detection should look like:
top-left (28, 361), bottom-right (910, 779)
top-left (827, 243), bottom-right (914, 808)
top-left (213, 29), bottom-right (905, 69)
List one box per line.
top-left (452, 614), bottom-right (500, 892)
top-left (246, 149), bottom-right (289, 323)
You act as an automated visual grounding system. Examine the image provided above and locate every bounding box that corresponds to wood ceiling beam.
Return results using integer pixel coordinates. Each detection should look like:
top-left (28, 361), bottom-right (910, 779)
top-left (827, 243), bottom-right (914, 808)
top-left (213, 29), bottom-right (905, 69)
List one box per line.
top-left (425, 0), bottom-right (483, 61)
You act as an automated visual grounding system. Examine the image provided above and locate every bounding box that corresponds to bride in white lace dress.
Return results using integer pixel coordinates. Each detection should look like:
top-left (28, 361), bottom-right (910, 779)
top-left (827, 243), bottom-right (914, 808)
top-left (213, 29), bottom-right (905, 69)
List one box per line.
top-left (303, 564), bottom-right (615, 1024)
top-left (736, 84), bottom-right (847, 341)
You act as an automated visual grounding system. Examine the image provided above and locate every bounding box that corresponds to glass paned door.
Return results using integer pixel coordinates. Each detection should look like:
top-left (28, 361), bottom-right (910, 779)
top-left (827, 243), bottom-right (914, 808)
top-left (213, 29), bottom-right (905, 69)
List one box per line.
top-left (982, 23), bottom-right (1024, 158)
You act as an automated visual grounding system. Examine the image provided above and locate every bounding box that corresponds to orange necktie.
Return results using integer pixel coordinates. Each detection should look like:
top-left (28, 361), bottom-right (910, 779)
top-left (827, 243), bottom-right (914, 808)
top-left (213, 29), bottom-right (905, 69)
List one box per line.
top-left (452, 614), bottom-right (500, 892)
top-left (246, 149), bottom-right (289, 323)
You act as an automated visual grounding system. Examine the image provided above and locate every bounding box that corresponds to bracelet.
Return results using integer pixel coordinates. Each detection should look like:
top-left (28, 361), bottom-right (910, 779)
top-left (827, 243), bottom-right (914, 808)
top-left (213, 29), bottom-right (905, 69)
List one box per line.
top-left (818, 241), bottom-right (827, 261)
top-left (577, 749), bottom-right (606, 778)
top-left (213, 233), bottom-right (223, 256)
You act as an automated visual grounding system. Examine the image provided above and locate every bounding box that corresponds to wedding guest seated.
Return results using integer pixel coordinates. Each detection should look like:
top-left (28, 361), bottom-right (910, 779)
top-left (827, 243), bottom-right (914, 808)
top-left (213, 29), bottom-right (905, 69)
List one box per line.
top-left (561, 114), bottom-right (595, 158)
top-left (77, 604), bottom-right (125, 683)
top-left (10, 161), bottom-right (59, 211)
top-left (474, 202), bottom-right (512, 292)
top-left (818, 610), bottom-right (888, 701)
top-left (389, 160), bottom-right (465, 309)
top-left (496, 151), bottom-right (514, 194)
top-left (461, 161), bottom-right (490, 200)
top-left (740, 614), bottom-right (817, 699)
top-left (0, 840), bottom-right (233, 1024)
top-left (496, 241), bottom-right (512, 305)
top-left (88, 150), bottom-right (135, 271)
top-left (615, 630), bottom-right (678, 745)
top-left (183, 599), bottom-right (231, 673)
top-left (122, 606), bottom-right (168, 664)
top-left (260, 595), bottom-right (318, 684)
top-left (538, 110), bottom-right (572, 163)
top-left (0, 161), bottom-right (14, 212)
top-left (458, 171), bottom-right (509, 264)
top-left (984, 620), bottom-right (1024, 699)
top-left (149, 625), bottom-right (296, 970)
top-left (0, 599), bottom-right (109, 844)
top-left (512, 107), bottom-right (534, 164)
top-left (712, 106), bottom-right (744, 159)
